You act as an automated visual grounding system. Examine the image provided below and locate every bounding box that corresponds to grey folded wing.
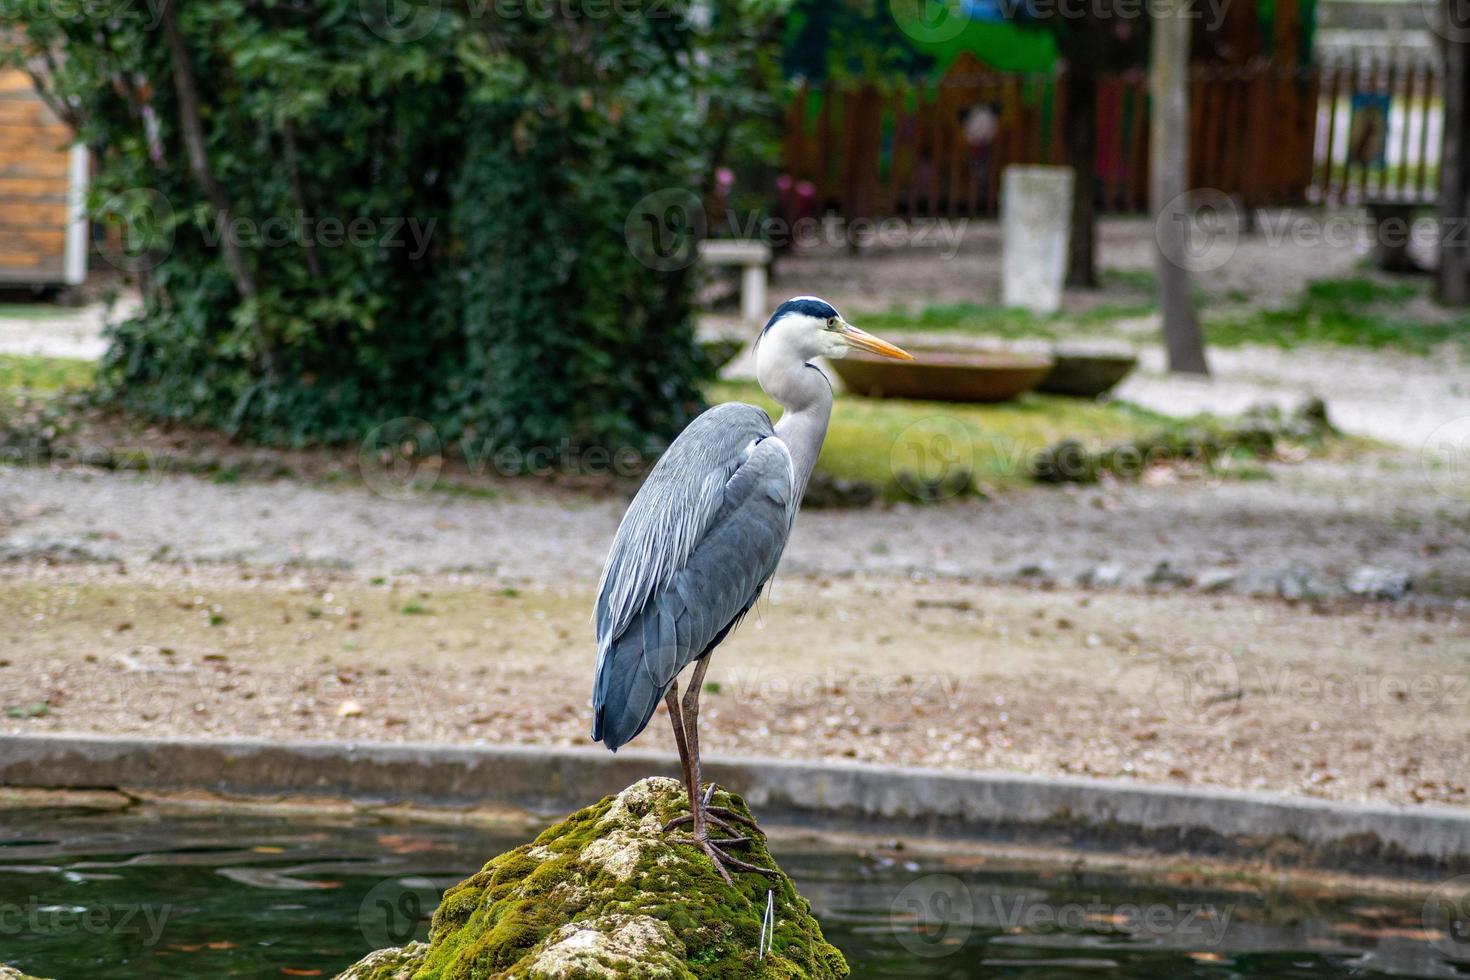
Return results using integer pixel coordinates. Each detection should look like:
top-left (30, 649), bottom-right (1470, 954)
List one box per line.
top-left (591, 402), bottom-right (795, 750)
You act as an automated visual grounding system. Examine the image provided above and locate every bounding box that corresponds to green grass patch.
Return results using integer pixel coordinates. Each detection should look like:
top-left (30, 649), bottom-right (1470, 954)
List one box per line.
top-left (858, 275), bottom-right (1470, 355)
top-left (857, 270), bottom-right (1156, 341)
top-left (859, 298), bottom-right (1154, 342)
top-left (0, 355), bottom-right (95, 394)
top-left (0, 304), bottom-right (86, 321)
top-left (1206, 277), bottom-right (1470, 353)
top-left (709, 379), bottom-right (1183, 499)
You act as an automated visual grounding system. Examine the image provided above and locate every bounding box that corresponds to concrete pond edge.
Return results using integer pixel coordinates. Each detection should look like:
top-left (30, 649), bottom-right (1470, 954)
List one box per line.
top-left (2, 732), bottom-right (1468, 877)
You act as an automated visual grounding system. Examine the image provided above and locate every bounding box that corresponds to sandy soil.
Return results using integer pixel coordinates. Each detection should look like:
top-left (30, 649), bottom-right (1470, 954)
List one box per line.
top-left (3, 562), bottom-right (1465, 808)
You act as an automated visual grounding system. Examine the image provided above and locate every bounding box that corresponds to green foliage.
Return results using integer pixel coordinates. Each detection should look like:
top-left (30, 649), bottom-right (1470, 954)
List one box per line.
top-left (782, 0), bottom-right (1056, 80)
top-left (3, 2), bottom-right (785, 458)
top-left (1208, 277), bottom-right (1470, 353)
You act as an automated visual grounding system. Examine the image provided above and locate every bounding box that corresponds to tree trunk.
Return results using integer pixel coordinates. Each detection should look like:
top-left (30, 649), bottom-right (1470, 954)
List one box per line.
top-left (1150, 0), bottom-right (1209, 375)
top-left (1439, 28), bottom-right (1470, 306)
top-left (1064, 64), bottom-right (1098, 289)
top-left (160, 2), bottom-right (258, 306)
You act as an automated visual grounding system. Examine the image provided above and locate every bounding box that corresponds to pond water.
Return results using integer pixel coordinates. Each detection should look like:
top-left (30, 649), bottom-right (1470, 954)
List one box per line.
top-left (0, 805), bottom-right (1465, 978)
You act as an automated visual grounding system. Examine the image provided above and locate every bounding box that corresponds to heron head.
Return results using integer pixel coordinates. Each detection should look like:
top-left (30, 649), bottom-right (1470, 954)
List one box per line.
top-left (758, 296), bottom-right (913, 363)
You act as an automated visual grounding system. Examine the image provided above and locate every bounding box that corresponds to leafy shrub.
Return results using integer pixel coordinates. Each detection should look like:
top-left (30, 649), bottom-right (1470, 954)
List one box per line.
top-left (5, 1), bottom-right (782, 459)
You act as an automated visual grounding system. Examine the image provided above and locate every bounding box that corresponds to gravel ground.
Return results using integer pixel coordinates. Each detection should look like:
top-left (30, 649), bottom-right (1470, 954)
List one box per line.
top-left (1116, 341), bottom-right (1470, 450)
top-left (762, 212), bottom-right (1379, 315)
top-left (1, 453), bottom-right (1465, 601)
top-left (0, 299), bottom-right (128, 361)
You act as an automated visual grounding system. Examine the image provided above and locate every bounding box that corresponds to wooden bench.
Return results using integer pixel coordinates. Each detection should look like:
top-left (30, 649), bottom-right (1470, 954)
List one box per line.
top-left (699, 239), bottom-right (771, 324)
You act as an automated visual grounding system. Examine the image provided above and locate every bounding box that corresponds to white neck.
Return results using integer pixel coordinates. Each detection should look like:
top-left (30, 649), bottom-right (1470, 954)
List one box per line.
top-left (755, 330), bottom-right (832, 506)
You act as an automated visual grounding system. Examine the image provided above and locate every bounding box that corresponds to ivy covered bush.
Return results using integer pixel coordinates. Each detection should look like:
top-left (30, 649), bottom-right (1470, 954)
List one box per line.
top-left (5, 0), bottom-right (783, 457)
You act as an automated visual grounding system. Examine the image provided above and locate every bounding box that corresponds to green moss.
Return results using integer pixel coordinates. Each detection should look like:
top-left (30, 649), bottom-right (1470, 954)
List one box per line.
top-left (711, 379), bottom-right (1192, 498)
top-left (336, 778), bottom-right (846, 980)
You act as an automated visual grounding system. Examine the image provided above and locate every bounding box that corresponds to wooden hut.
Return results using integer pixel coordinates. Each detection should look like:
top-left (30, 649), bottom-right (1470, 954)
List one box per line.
top-left (0, 69), bottom-right (88, 289)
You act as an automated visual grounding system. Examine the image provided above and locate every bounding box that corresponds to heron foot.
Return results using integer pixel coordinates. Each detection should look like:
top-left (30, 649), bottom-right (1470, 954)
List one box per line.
top-left (669, 833), bottom-right (782, 885)
top-left (663, 805), bottom-right (759, 834)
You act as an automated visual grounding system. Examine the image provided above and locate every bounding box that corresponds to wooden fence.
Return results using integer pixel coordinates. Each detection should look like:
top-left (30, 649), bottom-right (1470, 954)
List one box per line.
top-left (780, 54), bottom-right (1440, 220)
top-left (1312, 54), bottom-right (1441, 205)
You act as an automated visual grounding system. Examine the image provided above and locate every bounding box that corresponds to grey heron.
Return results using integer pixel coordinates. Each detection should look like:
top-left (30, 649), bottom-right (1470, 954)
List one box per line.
top-left (591, 297), bottom-right (912, 881)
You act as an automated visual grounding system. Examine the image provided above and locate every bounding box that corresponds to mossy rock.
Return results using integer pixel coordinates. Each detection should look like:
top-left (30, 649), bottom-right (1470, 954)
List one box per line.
top-left (0, 967), bottom-right (50, 980)
top-left (335, 777), bottom-right (848, 980)
top-left (333, 943), bottom-right (428, 979)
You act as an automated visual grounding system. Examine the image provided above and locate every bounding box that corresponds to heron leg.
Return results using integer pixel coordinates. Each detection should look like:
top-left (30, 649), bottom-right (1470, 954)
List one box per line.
top-left (665, 682), bottom-right (743, 839)
top-left (662, 658), bottom-right (757, 831)
top-left (681, 656), bottom-right (711, 820)
top-left (666, 657), bottom-right (780, 882)
top-left (664, 683), bottom-right (697, 812)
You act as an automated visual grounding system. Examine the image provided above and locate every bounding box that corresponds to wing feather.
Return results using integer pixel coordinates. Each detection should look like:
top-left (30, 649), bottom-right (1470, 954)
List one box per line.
top-left (591, 404), bottom-right (795, 750)
top-left (593, 402), bottom-right (773, 645)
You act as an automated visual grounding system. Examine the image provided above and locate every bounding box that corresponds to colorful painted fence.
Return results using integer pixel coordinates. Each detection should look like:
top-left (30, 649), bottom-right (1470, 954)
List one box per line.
top-left (781, 52), bottom-right (1439, 221)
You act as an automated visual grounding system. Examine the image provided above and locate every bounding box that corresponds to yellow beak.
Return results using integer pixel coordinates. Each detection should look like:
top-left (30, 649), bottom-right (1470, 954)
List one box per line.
top-left (840, 322), bottom-right (914, 360)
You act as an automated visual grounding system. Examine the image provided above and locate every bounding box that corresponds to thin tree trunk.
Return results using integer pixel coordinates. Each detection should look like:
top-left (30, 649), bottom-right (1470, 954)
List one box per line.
top-left (1064, 65), bottom-right (1098, 288)
top-left (280, 119), bottom-right (324, 279)
top-left (1439, 30), bottom-right (1470, 306)
top-left (160, 0), bottom-right (259, 306)
top-left (1150, 0), bottom-right (1209, 375)
top-left (265, 7), bottom-right (323, 281)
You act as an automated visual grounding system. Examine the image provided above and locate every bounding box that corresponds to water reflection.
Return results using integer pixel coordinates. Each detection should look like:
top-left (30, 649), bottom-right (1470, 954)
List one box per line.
top-left (0, 806), bottom-right (1464, 978)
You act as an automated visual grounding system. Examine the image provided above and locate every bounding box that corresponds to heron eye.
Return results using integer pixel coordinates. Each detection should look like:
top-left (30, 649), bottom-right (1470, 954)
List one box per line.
top-left (826, 317), bottom-right (837, 329)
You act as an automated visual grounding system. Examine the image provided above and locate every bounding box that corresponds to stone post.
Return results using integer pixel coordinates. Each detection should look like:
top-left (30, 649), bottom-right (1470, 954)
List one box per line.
top-left (1001, 165), bottom-right (1075, 314)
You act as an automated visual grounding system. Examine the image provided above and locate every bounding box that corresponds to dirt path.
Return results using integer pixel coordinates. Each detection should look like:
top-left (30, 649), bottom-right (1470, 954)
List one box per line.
top-left (3, 562), bottom-right (1465, 809)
